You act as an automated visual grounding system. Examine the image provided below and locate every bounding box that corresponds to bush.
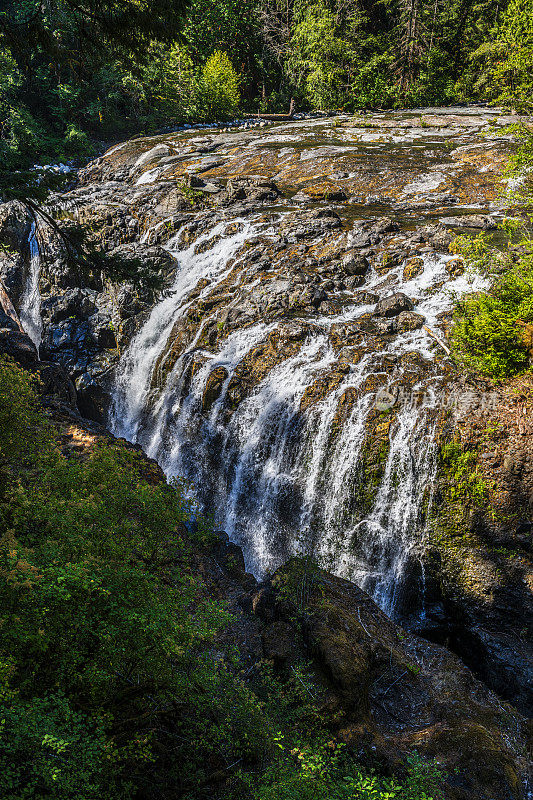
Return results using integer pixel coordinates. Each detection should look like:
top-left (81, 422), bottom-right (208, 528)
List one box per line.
top-left (0, 356), bottom-right (264, 797)
top-left (0, 686), bottom-right (113, 800)
top-left (63, 125), bottom-right (94, 157)
top-left (245, 739), bottom-right (442, 800)
top-left (450, 233), bottom-right (533, 379)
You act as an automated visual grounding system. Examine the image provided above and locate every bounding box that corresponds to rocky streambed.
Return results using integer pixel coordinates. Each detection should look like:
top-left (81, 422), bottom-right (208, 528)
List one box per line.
top-left (1, 106), bottom-right (532, 752)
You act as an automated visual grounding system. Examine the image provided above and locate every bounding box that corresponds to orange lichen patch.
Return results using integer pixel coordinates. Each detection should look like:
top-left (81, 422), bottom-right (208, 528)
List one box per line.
top-left (300, 183), bottom-right (347, 201)
top-left (300, 369), bottom-right (347, 411)
top-left (233, 329), bottom-right (304, 388)
top-left (451, 145), bottom-right (508, 169)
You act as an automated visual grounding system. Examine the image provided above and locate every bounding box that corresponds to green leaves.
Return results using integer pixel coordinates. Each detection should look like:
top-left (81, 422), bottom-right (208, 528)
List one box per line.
top-left (199, 51), bottom-right (241, 120)
top-left (0, 689), bottom-right (112, 800)
top-left (247, 738), bottom-right (442, 799)
top-left (0, 357), bottom-right (241, 797)
top-left (450, 229), bottom-right (533, 380)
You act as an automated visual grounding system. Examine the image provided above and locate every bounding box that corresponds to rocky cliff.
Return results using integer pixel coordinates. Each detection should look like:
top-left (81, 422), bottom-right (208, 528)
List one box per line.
top-left (0, 105), bottom-right (532, 795)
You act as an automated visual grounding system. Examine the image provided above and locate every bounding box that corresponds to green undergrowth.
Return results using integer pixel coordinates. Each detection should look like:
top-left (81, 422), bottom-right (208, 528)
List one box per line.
top-left (450, 126), bottom-right (533, 381)
top-left (451, 225), bottom-right (533, 380)
top-left (0, 356), bottom-right (443, 799)
top-left (431, 436), bottom-right (493, 563)
top-left (439, 441), bottom-right (490, 506)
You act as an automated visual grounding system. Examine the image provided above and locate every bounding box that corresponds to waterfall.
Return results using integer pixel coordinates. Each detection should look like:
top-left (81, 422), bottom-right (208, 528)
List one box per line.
top-left (109, 223), bottom-right (482, 618)
top-left (19, 224), bottom-right (42, 349)
top-left (110, 219), bottom-right (256, 442)
top-left (339, 390), bottom-right (439, 615)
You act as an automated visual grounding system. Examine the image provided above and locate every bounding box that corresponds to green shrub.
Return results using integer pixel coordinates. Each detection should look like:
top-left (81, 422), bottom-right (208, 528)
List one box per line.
top-left (245, 739), bottom-right (442, 800)
top-left (0, 683), bottom-right (114, 800)
top-left (440, 442), bottom-right (489, 504)
top-left (450, 232), bottom-right (533, 379)
top-left (63, 125), bottom-right (94, 157)
top-left (0, 357), bottom-right (267, 797)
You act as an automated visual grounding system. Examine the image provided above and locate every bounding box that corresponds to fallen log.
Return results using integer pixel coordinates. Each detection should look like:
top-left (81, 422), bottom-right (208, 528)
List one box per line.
top-left (424, 325), bottom-right (451, 355)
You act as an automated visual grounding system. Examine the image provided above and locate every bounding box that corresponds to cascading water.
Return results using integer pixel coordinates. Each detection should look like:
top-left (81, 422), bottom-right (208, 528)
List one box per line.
top-left (19, 223), bottom-right (43, 348)
top-left (106, 107), bottom-right (501, 619)
top-left (111, 219), bottom-right (256, 442)
top-left (340, 390), bottom-right (439, 614)
top-left (110, 225), bottom-right (475, 618)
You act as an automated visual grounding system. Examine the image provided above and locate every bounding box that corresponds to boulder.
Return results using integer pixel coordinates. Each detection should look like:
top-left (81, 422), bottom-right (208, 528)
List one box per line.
top-left (261, 621), bottom-right (299, 664)
top-left (211, 535), bottom-right (246, 576)
top-left (109, 242), bottom-right (176, 279)
top-left (225, 176), bottom-right (279, 204)
top-left (36, 362), bottom-right (77, 407)
top-left (444, 215), bottom-right (497, 231)
top-left (342, 253), bottom-right (369, 276)
top-left (0, 201), bottom-right (33, 251)
top-left (0, 252), bottom-right (26, 309)
top-left (354, 291), bottom-right (379, 305)
top-left (0, 328), bottom-right (38, 366)
top-left (75, 373), bottom-right (112, 424)
top-left (375, 293), bottom-right (414, 318)
top-left (445, 257), bottom-right (465, 277)
top-left (42, 288), bottom-right (97, 324)
top-left (395, 310), bottom-right (426, 332)
top-left (370, 217), bottom-right (400, 235)
top-left (255, 559), bottom-right (532, 800)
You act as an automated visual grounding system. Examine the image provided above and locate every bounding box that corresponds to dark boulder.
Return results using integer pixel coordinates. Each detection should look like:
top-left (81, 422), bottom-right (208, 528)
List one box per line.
top-left (0, 201), bottom-right (33, 251)
top-left (375, 292), bottom-right (414, 318)
top-left (0, 328), bottom-right (38, 366)
top-left (342, 253), bottom-right (369, 276)
top-left (396, 310), bottom-right (426, 332)
top-left (75, 373), bottom-right (112, 424)
top-left (253, 559), bottom-right (532, 800)
top-left (36, 362), bottom-right (77, 407)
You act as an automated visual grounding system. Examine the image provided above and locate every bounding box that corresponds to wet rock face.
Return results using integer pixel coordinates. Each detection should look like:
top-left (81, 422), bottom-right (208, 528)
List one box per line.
top-left (246, 559), bottom-right (532, 800)
top-left (0, 201), bottom-right (34, 308)
top-left (425, 376), bottom-right (533, 716)
top-left (0, 201), bottom-right (33, 252)
top-left (3, 108), bottom-right (532, 725)
top-left (189, 533), bottom-right (532, 800)
top-left (0, 327), bottom-right (38, 366)
top-left (375, 292), bottom-right (414, 318)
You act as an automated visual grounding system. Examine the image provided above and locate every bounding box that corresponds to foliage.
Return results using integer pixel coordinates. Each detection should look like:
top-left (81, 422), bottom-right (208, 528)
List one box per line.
top-left (0, 355), bottom-right (448, 799)
top-left (440, 442), bottom-right (489, 504)
top-left (244, 738), bottom-right (442, 799)
top-left (469, 0), bottom-right (533, 110)
top-left (199, 51), bottom-right (241, 120)
top-left (288, 1), bottom-right (353, 110)
top-left (0, 356), bottom-right (265, 798)
top-left (450, 228), bottom-right (533, 379)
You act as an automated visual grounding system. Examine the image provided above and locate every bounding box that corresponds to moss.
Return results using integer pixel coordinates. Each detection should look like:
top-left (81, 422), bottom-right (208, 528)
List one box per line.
top-left (350, 415), bottom-right (392, 515)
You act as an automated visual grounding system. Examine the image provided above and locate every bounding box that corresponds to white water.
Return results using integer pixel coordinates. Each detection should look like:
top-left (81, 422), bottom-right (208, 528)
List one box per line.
top-left (19, 224), bottom-right (42, 348)
top-left (111, 220), bottom-right (258, 443)
top-left (109, 217), bottom-right (485, 616)
top-left (105, 104), bottom-right (501, 617)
